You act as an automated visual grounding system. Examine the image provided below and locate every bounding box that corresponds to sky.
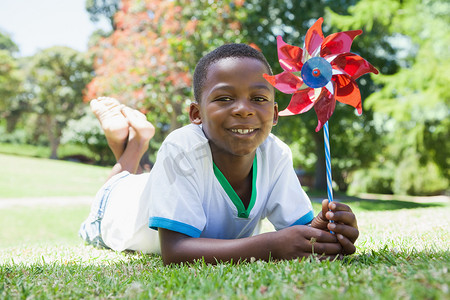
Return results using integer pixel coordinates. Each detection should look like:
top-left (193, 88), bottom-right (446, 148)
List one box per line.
top-left (0, 0), bottom-right (110, 57)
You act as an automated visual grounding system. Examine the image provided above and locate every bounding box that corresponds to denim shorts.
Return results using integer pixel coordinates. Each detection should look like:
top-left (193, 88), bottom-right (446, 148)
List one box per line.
top-left (79, 171), bottom-right (132, 249)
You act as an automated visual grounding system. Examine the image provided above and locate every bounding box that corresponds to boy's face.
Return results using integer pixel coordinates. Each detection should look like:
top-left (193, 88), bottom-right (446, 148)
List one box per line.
top-left (190, 57), bottom-right (278, 160)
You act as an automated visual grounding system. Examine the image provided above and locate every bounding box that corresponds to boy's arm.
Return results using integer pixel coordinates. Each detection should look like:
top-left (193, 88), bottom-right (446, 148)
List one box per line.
top-left (159, 225), bottom-right (342, 265)
top-left (310, 200), bottom-right (359, 255)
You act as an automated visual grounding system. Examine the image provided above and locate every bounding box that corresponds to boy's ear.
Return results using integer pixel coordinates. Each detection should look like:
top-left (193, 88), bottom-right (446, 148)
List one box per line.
top-left (189, 102), bottom-right (202, 124)
top-left (273, 102), bottom-right (279, 125)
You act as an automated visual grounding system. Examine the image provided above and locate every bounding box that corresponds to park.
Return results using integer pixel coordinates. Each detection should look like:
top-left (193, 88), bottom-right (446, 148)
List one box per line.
top-left (1, 0), bottom-right (449, 298)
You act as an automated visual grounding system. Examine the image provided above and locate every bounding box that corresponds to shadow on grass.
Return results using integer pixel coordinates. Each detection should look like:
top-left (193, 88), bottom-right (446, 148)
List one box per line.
top-left (308, 190), bottom-right (447, 211)
top-left (339, 197), bottom-right (444, 211)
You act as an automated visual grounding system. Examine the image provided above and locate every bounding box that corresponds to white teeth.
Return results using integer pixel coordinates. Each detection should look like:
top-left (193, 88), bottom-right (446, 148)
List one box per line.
top-left (231, 129), bottom-right (255, 134)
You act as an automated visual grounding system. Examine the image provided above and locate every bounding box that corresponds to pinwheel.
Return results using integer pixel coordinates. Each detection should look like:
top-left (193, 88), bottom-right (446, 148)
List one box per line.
top-left (263, 17), bottom-right (378, 204)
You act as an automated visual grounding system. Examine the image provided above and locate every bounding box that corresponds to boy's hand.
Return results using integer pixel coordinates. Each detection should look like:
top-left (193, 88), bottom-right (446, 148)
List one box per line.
top-left (272, 225), bottom-right (342, 260)
top-left (310, 200), bottom-right (359, 255)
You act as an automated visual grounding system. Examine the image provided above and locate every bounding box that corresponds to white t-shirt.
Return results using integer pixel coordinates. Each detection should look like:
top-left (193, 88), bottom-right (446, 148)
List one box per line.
top-left (145, 124), bottom-right (313, 239)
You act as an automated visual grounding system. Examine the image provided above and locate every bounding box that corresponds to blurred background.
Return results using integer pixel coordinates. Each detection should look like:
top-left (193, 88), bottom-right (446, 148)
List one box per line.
top-left (0, 0), bottom-right (448, 197)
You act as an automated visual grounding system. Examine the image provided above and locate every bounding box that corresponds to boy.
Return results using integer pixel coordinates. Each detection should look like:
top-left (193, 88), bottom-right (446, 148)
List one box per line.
top-left (80, 44), bottom-right (358, 265)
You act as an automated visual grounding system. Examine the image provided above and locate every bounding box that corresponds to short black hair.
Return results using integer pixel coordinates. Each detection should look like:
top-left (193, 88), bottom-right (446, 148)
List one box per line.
top-left (193, 43), bottom-right (273, 103)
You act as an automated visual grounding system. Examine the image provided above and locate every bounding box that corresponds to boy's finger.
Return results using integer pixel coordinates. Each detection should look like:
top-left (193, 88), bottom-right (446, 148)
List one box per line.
top-left (326, 211), bottom-right (358, 228)
top-left (336, 234), bottom-right (356, 255)
top-left (329, 201), bottom-right (353, 213)
top-left (328, 223), bottom-right (359, 243)
top-left (309, 242), bottom-right (342, 255)
top-left (305, 227), bottom-right (338, 243)
top-left (321, 199), bottom-right (329, 218)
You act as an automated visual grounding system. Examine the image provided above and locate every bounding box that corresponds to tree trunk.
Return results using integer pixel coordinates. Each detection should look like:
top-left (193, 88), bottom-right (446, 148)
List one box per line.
top-left (5, 111), bottom-right (20, 133)
top-left (46, 115), bottom-right (61, 159)
top-left (313, 131), bottom-right (327, 191)
top-left (49, 137), bottom-right (60, 160)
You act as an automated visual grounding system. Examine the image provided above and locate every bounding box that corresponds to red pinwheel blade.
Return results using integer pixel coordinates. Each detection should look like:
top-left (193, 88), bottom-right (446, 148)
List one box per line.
top-left (263, 72), bottom-right (304, 94)
top-left (321, 30), bottom-right (362, 57)
top-left (313, 85), bottom-right (336, 131)
top-left (279, 88), bottom-right (315, 116)
top-left (277, 36), bottom-right (304, 72)
top-left (266, 17), bottom-right (379, 129)
top-left (331, 53), bottom-right (379, 79)
top-left (304, 18), bottom-right (324, 56)
top-left (333, 74), bottom-right (362, 114)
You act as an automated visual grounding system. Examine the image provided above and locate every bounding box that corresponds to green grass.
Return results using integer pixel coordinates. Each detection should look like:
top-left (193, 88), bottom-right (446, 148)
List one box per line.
top-left (0, 199), bottom-right (448, 299)
top-left (0, 205), bottom-right (90, 248)
top-left (0, 153), bottom-right (110, 197)
top-left (1, 246), bottom-right (448, 299)
top-left (0, 152), bottom-right (449, 299)
top-left (0, 142), bottom-right (98, 161)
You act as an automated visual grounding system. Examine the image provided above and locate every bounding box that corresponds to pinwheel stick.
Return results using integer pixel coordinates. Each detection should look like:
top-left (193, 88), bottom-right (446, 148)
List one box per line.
top-left (323, 121), bottom-right (335, 232)
top-left (323, 121), bottom-right (333, 203)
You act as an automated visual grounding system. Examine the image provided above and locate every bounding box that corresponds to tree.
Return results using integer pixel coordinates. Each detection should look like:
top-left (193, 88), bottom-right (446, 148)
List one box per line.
top-left (85, 0), bottom-right (245, 160)
top-left (86, 0), bottom-right (191, 136)
top-left (0, 31), bottom-right (25, 132)
top-left (29, 47), bottom-right (93, 159)
top-left (235, 0), bottom-right (390, 191)
top-left (0, 31), bottom-right (19, 54)
top-left (85, 0), bottom-right (391, 192)
top-left (332, 0), bottom-right (449, 195)
top-left (85, 0), bottom-right (120, 30)
top-left (0, 50), bottom-right (26, 132)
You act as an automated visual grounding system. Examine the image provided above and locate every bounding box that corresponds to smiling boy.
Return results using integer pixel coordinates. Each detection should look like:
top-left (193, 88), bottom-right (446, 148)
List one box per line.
top-left (80, 44), bottom-right (358, 264)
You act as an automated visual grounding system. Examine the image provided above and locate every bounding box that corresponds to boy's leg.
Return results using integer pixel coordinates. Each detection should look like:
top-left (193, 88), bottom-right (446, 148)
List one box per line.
top-left (91, 97), bottom-right (155, 178)
top-left (90, 97), bottom-right (129, 161)
top-left (110, 107), bottom-right (155, 177)
top-left (81, 99), bottom-right (156, 252)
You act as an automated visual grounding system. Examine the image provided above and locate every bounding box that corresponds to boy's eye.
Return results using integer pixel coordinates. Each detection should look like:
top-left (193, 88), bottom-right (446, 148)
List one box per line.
top-left (253, 96), bottom-right (268, 102)
top-left (215, 97), bottom-right (233, 102)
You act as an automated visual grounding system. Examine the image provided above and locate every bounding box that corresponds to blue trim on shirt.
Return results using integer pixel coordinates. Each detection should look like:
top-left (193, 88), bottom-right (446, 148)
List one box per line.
top-left (149, 217), bottom-right (202, 238)
top-left (290, 210), bottom-right (315, 226)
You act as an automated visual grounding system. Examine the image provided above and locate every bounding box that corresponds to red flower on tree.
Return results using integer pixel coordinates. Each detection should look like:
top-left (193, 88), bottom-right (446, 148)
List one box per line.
top-left (263, 17), bottom-right (379, 131)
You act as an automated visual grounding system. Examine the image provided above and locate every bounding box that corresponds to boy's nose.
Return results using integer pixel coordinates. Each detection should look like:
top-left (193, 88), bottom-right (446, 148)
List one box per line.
top-left (232, 99), bottom-right (254, 117)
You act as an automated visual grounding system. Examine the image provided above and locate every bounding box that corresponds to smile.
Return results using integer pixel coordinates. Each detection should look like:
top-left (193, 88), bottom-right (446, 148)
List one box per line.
top-left (230, 128), bottom-right (255, 134)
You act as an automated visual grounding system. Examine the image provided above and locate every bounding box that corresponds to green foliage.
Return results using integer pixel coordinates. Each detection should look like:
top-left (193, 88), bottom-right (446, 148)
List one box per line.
top-left (62, 108), bottom-right (116, 165)
top-left (81, 0), bottom-right (448, 195)
top-left (333, 0), bottom-right (450, 195)
top-left (236, 0), bottom-right (384, 191)
top-left (393, 153), bottom-right (448, 196)
top-left (348, 165), bottom-right (395, 195)
top-left (0, 126), bottom-right (28, 144)
top-left (28, 46), bottom-right (93, 158)
top-left (86, 0), bottom-right (247, 158)
top-left (0, 50), bottom-right (26, 132)
top-left (0, 50), bottom-right (19, 106)
top-left (173, 0), bottom-right (248, 66)
top-left (0, 30), bottom-right (19, 54)
top-left (85, 0), bottom-right (119, 30)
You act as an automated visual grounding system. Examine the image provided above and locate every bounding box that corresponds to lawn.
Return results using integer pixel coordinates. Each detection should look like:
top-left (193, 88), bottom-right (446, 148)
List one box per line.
top-left (0, 153), bottom-right (449, 299)
top-left (0, 153), bottom-right (109, 198)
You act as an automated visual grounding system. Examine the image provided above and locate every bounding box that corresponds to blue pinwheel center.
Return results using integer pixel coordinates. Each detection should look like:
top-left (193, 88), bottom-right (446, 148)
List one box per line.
top-left (301, 57), bottom-right (332, 88)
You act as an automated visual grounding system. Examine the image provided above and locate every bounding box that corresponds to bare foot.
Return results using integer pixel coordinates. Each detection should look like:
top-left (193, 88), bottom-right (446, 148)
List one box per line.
top-left (121, 107), bottom-right (155, 145)
top-left (107, 107), bottom-right (155, 177)
top-left (90, 97), bottom-right (129, 160)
